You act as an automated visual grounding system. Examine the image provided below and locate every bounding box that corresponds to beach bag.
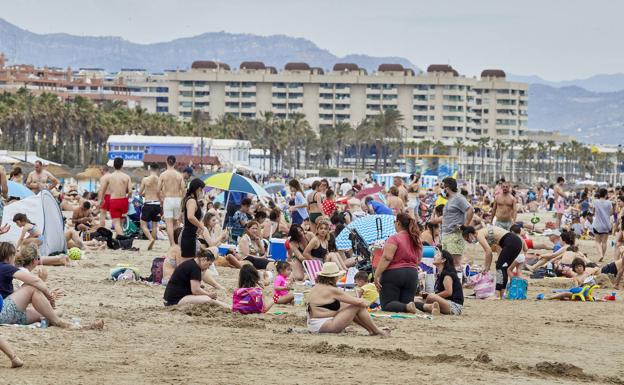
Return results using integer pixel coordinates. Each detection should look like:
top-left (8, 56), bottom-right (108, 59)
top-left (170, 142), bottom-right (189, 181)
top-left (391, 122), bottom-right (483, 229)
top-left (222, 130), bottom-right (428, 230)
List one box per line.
top-left (232, 287), bottom-right (264, 314)
top-left (116, 235), bottom-right (134, 250)
top-left (109, 265), bottom-right (140, 281)
top-left (147, 257), bottom-right (165, 284)
top-left (471, 272), bottom-right (495, 299)
top-left (506, 276), bottom-right (528, 300)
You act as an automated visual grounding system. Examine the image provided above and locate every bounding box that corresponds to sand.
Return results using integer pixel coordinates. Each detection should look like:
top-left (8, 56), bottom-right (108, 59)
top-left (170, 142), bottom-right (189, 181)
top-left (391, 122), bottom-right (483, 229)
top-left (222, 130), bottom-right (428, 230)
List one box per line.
top-left (2, 211), bottom-right (624, 385)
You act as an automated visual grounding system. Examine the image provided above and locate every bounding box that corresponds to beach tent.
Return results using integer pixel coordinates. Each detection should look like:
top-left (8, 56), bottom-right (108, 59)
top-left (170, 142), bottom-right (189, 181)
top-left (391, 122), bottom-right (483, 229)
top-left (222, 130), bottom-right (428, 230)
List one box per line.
top-left (0, 190), bottom-right (66, 256)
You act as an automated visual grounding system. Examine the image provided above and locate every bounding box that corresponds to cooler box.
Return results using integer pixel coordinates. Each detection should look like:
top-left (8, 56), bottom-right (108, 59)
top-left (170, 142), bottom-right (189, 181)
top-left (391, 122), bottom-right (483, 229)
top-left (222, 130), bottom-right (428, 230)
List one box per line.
top-left (269, 238), bottom-right (287, 261)
top-left (218, 244), bottom-right (236, 256)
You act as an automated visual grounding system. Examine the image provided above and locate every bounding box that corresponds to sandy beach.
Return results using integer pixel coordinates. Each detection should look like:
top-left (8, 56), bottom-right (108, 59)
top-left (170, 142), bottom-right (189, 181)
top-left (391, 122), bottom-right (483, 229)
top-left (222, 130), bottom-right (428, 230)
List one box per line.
top-left (2, 211), bottom-right (624, 385)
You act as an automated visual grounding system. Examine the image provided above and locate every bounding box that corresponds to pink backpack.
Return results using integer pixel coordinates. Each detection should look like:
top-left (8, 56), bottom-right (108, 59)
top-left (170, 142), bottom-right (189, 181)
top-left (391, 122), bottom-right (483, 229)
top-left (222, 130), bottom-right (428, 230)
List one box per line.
top-left (469, 272), bottom-right (495, 299)
top-left (232, 287), bottom-right (264, 314)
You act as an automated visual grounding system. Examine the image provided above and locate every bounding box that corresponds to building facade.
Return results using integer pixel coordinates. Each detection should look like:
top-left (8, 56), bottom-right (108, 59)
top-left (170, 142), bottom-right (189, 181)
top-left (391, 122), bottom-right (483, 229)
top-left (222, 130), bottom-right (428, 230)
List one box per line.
top-left (143, 61), bottom-right (528, 142)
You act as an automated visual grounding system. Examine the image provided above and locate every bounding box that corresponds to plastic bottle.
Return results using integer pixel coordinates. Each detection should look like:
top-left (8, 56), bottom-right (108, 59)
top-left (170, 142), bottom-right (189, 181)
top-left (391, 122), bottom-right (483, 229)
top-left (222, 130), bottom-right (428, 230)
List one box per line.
top-left (39, 317), bottom-right (48, 328)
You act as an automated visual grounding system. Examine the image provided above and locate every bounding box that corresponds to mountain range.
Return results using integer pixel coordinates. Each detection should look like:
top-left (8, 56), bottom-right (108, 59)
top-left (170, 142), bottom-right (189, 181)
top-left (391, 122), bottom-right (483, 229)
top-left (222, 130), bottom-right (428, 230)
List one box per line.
top-left (1, 18), bottom-right (624, 144)
top-left (0, 18), bottom-right (417, 73)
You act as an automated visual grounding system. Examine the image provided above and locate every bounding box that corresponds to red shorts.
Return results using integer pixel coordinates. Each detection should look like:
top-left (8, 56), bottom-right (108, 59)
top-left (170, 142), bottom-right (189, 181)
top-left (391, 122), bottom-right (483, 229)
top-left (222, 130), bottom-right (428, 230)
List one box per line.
top-left (101, 194), bottom-right (111, 211)
top-left (109, 198), bottom-right (128, 220)
top-left (525, 239), bottom-right (534, 249)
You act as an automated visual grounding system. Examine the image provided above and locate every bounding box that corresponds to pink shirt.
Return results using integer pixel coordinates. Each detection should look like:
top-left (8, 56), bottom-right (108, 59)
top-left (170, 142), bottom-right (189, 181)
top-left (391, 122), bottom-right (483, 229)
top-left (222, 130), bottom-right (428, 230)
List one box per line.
top-left (385, 231), bottom-right (421, 270)
top-left (273, 274), bottom-right (289, 297)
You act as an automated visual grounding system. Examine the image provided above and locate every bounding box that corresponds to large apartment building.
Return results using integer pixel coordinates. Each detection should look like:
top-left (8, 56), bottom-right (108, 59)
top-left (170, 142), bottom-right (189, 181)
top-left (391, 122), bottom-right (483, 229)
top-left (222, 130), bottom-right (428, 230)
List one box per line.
top-left (135, 61), bottom-right (528, 141)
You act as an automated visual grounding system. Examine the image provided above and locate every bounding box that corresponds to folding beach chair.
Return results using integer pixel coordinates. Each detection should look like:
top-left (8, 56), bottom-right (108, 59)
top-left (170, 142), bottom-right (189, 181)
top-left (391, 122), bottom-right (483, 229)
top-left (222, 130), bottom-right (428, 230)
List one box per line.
top-left (303, 259), bottom-right (323, 285)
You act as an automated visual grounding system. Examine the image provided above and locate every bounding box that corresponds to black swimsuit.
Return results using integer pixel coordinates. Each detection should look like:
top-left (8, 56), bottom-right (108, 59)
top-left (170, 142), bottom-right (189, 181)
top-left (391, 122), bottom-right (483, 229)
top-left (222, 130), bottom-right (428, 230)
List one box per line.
top-left (180, 199), bottom-right (202, 258)
top-left (308, 299), bottom-right (340, 313)
top-left (310, 241), bottom-right (328, 260)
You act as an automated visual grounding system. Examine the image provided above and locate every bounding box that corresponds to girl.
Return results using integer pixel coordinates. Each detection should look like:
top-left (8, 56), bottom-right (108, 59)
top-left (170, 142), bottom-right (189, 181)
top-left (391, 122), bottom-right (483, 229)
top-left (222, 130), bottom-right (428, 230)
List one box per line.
top-left (13, 213), bottom-right (43, 251)
top-left (539, 258), bottom-right (600, 300)
top-left (415, 250), bottom-right (463, 315)
top-left (232, 264), bottom-right (274, 314)
top-left (273, 261), bottom-right (294, 304)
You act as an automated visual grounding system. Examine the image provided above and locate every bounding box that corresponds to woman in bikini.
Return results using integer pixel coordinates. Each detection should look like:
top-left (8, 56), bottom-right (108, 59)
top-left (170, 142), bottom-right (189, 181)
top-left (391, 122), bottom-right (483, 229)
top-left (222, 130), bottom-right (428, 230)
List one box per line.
top-left (201, 212), bottom-right (241, 269)
top-left (307, 181), bottom-right (325, 233)
top-left (303, 218), bottom-right (351, 271)
top-left (287, 224), bottom-right (314, 281)
top-left (306, 262), bottom-right (388, 336)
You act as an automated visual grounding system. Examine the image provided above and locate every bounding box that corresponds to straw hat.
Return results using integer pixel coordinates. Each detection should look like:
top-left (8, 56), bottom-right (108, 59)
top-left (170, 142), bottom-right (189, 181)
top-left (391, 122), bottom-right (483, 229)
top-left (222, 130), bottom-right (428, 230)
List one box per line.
top-left (347, 197), bottom-right (361, 208)
top-left (318, 262), bottom-right (345, 278)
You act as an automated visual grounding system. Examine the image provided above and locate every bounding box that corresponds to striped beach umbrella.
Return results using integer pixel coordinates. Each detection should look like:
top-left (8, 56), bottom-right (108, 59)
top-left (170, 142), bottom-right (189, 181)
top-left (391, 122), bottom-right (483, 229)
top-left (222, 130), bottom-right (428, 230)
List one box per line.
top-left (335, 214), bottom-right (396, 250)
top-left (203, 172), bottom-right (270, 197)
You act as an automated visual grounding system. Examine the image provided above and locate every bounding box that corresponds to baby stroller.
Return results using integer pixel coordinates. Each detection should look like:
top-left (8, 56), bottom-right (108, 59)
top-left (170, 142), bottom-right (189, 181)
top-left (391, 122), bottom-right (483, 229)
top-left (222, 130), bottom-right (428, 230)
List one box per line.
top-left (349, 228), bottom-right (373, 275)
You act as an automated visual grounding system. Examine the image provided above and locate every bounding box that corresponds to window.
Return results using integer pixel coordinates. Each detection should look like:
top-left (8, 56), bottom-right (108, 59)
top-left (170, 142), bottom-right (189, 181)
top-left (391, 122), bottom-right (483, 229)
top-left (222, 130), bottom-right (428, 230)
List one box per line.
top-left (179, 91), bottom-right (193, 97)
top-left (367, 94), bottom-right (381, 100)
top-left (288, 103), bottom-right (303, 109)
top-left (156, 87), bottom-right (168, 93)
top-left (382, 94), bottom-right (397, 100)
top-left (156, 97), bottom-right (168, 103)
top-left (414, 116), bottom-right (427, 122)
top-left (367, 84), bottom-right (381, 90)
top-left (413, 126), bottom-right (428, 132)
top-left (194, 81), bottom-right (208, 87)
top-left (414, 95), bottom-right (427, 101)
top-left (382, 84), bottom-right (396, 90)
top-left (195, 91), bottom-right (210, 97)
top-left (195, 102), bottom-right (209, 108)
top-left (443, 95), bottom-right (464, 102)
top-left (241, 92), bottom-right (256, 98)
top-left (288, 93), bottom-right (304, 98)
top-left (181, 81), bottom-right (194, 86)
top-left (288, 83), bottom-right (303, 88)
top-left (413, 105), bottom-right (427, 111)
top-left (443, 116), bottom-right (464, 122)
top-left (241, 82), bottom-right (255, 87)
top-left (180, 111), bottom-right (192, 117)
top-left (226, 82), bottom-right (240, 87)
top-left (497, 89), bottom-right (510, 94)
top-left (226, 92), bottom-right (240, 97)
top-left (225, 102), bottom-right (239, 108)
top-left (272, 92), bottom-right (287, 98)
top-left (272, 103), bottom-right (286, 109)
top-left (335, 84), bottom-right (348, 89)
top-left (320, 103), bottom-right (333, 109)
top-left (156, 106), bottom-right (168, 113)
top-left (335, 93), bottom-right (350, 100)
top-left (179, 101), bottom-right (192, 108)
top-left (443, 105), bottom-right (464, 112)
top-left (241, 102), bottom-right (255, 108)
top-left (496, 119), bottom-right (517, 125)
top-left (320, 93), bottom-right (333, 99)
top-left (366, 104), bottom-right (380, 111)
top-left (414, 85), bottom-right (429, 90)
top-left (334, 104), bottom-right (349, 110)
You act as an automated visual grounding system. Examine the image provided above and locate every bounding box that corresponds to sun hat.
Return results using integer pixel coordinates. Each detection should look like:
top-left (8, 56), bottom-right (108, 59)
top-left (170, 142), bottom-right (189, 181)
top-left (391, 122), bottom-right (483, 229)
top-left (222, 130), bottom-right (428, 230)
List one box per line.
top-left (347, 198), bottom-right (361, 208)
top-left (318, 262), bottom-right (345, 278)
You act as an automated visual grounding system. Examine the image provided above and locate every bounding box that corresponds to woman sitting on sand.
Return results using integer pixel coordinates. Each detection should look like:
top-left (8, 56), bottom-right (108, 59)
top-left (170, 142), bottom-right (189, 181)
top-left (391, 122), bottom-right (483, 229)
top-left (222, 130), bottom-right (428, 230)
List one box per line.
top-left (0, 242), bottom-right (103, 329)
top-left (287, 224), bottom-right (314, 281)
top-left (601, 256), bottom-right (623, 290)
top-left (414, 250), bottom-right (463, 315)
top-left (303, 218), bottom-right (352, 271)
top-left (307, 262), bottom-right (388, 336)
top-left (373, 213), bottom-right (422, 314)
top-left (238, 221), bottom-right (272, 273)
top-left (163, 249), bottom-right (229, 309)
top-left (200, 212), bottom-right (241, 269)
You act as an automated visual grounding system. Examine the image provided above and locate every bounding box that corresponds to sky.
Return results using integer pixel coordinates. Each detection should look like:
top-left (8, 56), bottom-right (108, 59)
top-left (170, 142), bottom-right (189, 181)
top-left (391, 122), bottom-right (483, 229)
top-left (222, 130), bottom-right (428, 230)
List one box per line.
top-left (2, 0), bottom-right (622, 80)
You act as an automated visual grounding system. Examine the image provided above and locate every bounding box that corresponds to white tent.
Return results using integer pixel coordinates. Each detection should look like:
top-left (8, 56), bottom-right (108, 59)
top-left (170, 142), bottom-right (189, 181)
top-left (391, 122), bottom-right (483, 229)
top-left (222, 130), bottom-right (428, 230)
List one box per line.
top-left (0, 191), bottom-right (66, 256)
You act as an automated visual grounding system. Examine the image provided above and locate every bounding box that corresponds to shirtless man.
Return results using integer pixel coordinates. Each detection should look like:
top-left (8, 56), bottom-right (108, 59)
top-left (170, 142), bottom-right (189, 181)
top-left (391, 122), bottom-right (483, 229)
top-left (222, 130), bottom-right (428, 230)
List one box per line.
top-left (140, 165), bottom-right (161, 250)
top-left (25, 161), bottom-right (60, 194)
top-left (99, 166), bottom-right (111, 227)
top-left (158, 156), bottom-right (186, 246)
top-left (99, 158), bottom-right (131, 236)
top-left (393, 176), bottom-right (409, 204)
top-left (554, 176), bottom-right (567, 229)
top-left (72, 201), bottom-right (94, 232)
top-left (493, 181), bottom-right (516, 231)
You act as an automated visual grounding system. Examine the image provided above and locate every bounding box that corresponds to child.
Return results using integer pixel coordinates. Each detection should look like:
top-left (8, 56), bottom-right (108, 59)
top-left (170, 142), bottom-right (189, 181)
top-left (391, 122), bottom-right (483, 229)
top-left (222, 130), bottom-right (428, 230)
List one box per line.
top-left (354, 271), bottom-right (379, 308)
top-left (273, 261), bottom-right (294, 304)
top-left (415, 250), bottom-right (463, 315)
top-left (13, 213), bottom-right (44, 251)
top-left (507, 225), bottom-right (527, 279)
top-left (539, 258), bottom-right (600, 300)
top-left (232, 265), bottom-right (274, 314)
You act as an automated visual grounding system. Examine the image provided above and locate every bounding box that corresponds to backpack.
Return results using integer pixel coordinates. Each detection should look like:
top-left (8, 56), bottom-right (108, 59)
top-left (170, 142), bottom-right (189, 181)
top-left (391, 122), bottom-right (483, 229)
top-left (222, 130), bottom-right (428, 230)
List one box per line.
top-left (232, 287), bottom-right (264, 314)
top-left (147, 257), bottom-right (165, 284)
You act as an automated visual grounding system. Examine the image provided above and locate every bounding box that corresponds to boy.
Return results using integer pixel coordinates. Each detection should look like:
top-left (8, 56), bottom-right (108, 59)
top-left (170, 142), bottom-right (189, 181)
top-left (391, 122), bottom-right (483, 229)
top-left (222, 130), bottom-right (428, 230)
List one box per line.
top-left (354, 271), bottom-right (379, 308)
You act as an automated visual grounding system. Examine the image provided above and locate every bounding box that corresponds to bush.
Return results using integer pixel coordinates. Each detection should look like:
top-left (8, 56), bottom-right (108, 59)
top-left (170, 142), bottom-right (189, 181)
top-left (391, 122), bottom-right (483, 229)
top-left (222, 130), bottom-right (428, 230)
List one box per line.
top-left (318, 168), bottom-right (339, 177)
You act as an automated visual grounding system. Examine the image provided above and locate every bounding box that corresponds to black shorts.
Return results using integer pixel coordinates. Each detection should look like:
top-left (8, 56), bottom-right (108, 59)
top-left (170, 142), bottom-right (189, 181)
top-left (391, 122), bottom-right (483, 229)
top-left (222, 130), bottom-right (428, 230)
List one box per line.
top-left (244, 256), bottom-right (270, 270)
top-left (141, 203), bottom-right (162, 222)
top-left (601, 262), bottom-right (618, 276)
top-left (593, 228), bottom-right (611, 235)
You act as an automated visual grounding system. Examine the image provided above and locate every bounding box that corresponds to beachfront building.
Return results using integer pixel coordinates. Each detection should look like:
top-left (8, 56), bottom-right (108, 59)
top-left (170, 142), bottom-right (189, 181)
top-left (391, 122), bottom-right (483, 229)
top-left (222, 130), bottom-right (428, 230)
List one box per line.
top-left (160, 61), bottom-right (528, 142)
top-left (0, 53), bottom-right (139, 107)
top-left (106, 134), bottom-right (251, 169)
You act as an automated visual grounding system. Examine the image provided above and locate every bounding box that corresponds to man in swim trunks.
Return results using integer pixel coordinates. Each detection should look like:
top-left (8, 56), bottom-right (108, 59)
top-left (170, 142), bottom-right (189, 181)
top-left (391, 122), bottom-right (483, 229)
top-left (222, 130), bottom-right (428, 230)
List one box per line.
top-left (99, 166), bottom-right (111, 228)
top-left (493, 180), bottom-right (516, 231)
top-left (554, 176), bottom-right (567, 229)
top-left (99, 157), bottom-right (131, 236)
top-left (25, 161), bottom-right (60, 194)
top-left (140, 165), bottom-right (161, 250)
top-left (158, 156), bottom-right (186, 246)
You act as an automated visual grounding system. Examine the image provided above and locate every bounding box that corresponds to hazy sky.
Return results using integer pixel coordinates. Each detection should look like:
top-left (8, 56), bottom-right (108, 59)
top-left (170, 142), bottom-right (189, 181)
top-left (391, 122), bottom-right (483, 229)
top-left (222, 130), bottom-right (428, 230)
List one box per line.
top-left (2, 0), bottom-right (622, 80)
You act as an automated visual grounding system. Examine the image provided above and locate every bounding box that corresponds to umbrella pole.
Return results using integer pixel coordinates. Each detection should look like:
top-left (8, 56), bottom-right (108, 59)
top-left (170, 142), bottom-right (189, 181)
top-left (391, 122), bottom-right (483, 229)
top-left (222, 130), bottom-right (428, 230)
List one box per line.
top-left (222, 191), bottom-right (231, 230)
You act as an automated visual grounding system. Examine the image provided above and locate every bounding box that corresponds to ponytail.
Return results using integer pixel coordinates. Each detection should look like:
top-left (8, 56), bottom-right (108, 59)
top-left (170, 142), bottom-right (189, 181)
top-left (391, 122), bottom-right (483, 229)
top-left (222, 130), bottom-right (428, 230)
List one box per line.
top-left (460, 225), bottom-right (475, 237)
top-left (396, 213), bottom-right (420, 249)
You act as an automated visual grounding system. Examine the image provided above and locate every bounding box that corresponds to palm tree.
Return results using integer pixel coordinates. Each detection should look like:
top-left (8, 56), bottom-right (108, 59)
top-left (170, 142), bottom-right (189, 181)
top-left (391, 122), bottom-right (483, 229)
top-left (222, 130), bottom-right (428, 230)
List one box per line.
top-left (454, 138), bottom-right (465, 179)
top-left (477, 137), bottom-right (490, 184)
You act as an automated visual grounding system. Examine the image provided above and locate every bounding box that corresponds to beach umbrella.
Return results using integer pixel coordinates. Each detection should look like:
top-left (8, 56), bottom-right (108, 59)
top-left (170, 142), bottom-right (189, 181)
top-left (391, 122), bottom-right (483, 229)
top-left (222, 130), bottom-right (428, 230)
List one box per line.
top-left (7, 181), bottom-right (34, 199)
top-left (44, 164), bottom-right (71, 179)
top-left (355, 186), bottom-right (384, 199)
top-left (76, 167), bottom-right (102, 180)
top-left (204, 172), bottom-right (270, 197)
top-left (263, 182), bottom-right (286, 195)
top-left (302, 176), bottom-right (322, 186)
top-left (335, 214), bottom-right (396, 250)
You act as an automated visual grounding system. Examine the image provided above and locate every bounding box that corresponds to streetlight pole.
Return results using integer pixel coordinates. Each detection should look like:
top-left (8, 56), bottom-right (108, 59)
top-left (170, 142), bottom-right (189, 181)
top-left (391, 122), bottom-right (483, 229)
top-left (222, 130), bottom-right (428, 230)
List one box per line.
top-left (25, 95), bottom-right (32, 162)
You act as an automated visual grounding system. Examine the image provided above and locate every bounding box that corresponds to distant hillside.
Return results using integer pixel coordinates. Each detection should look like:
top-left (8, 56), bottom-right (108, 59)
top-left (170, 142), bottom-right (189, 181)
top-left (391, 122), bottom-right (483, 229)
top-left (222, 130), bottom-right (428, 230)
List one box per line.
top-left (0, 18), bottom-right (419, 73)
top-left (510, 73), bottom-right (624, 93)
top-left (529, 84), bottom-right (624, 143)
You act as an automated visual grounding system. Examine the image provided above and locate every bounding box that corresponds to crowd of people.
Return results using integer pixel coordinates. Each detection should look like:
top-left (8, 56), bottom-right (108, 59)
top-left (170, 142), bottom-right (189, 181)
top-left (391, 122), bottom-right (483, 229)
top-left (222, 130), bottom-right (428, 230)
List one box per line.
top-left (1, 155), bottom-right (624, 367)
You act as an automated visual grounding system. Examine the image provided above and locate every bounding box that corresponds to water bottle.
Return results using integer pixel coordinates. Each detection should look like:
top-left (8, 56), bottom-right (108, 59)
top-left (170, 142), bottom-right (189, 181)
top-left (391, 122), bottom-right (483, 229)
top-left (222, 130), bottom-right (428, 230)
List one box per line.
top-left (546, 262), bottom-right (554, 277)
top-left (39, 317), bottom-right (48, 328)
